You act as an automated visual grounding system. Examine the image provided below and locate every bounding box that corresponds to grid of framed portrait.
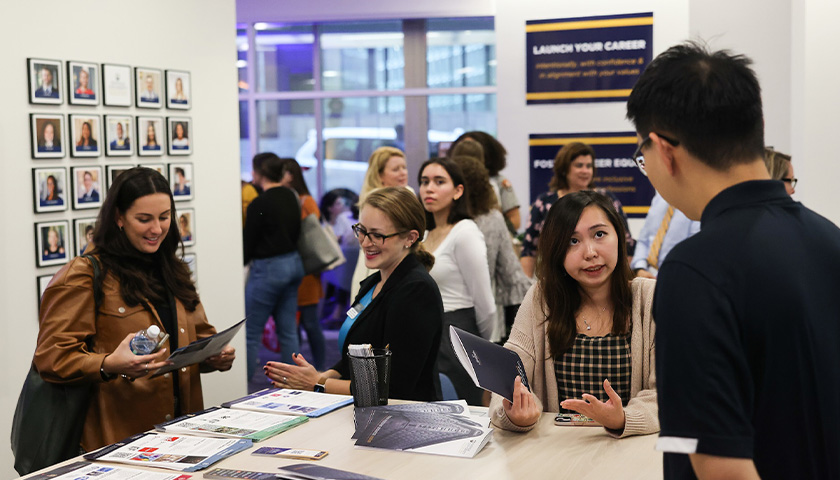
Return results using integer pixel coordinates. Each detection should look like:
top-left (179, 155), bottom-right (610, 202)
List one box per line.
top-left (27, 58), bottom-right (196, 281)
top-left (71, 166), bottom-right (104, 210)
top-left (73, 217), bottom-right (97, 257)
top-left (67, 61), bottom-right (99, 106)
top-left (38, 274), bottom-right (53, 303)
top-left (30, 113), bottom-right (66, 159)
top-left (36, 220), bottom-right (71, 268)
top-left (182, 253), bottom-right (197, 283)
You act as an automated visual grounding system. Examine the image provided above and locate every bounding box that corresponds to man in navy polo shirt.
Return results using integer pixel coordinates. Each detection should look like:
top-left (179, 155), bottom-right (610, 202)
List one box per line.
top-left (626, 42), bottom-right (840, 479)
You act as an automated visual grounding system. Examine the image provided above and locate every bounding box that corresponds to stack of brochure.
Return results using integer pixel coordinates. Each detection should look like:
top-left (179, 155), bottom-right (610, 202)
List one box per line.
top-left (223, 388), bottom-right (353, 418)
top-left (155, 406), bottom-right (308, 442)
top-left (352, 400), bottom-right (493, 458)
top-left (83, 432), bottom-right (251, 472)
top-left (26, 461), bottom-right (196, 480)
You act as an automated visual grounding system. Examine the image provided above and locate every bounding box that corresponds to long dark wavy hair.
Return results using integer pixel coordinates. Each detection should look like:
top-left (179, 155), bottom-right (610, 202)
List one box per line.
top-left (90, 167), bottom-right (199, 310)
top-left (417, 157), bottom-right (471, 230)
top-left (537, 191), bottom-right (632, 358)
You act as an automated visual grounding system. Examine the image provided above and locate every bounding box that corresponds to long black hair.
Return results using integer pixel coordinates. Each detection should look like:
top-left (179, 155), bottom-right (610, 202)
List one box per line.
top-left (537, 190), bottom-right (633, 358)
top-left (90, 167), bottom-right (199, 310)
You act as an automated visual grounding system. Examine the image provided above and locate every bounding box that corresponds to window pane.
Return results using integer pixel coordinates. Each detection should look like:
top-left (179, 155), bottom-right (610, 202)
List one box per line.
top-left (320, 21), bottom-right (404, 91)
top-left (427, 18), bottom-right (496, 88)
top-left (255, 100), bottom-right (317, 193)
top-left (256, 24), bottom-right (315, 92)
top-left (427, 94), bottom-right (497, 157)
top-left (319, 96), bottom-right (405, 195)
top-left (239, 100), bottom-right (250, 181)
top-left (237, 28), bottom-right (248, 92)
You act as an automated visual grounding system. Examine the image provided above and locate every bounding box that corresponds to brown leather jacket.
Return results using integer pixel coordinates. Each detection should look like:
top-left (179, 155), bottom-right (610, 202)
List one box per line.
top-left (33, 256), bottom-right (218, 452)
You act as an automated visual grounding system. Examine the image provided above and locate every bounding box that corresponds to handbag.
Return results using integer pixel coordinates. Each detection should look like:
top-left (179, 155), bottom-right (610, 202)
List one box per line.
top-left (298, 213), bottom-right (346, 275)
top-left (11, 255), bottom-right (102, 475)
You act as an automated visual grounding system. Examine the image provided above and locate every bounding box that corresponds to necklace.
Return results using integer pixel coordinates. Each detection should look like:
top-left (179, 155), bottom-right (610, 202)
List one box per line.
top-left (580, 306), bottom-right (608, 331)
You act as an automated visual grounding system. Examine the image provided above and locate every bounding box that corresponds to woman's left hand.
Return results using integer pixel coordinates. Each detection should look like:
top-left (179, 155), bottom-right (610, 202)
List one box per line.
top-left (203, 345), bottom-right (236, 371)
top-left (265, 353), bottom-right (321, 391)
top-left (560, 379), bottom-right (626, 431)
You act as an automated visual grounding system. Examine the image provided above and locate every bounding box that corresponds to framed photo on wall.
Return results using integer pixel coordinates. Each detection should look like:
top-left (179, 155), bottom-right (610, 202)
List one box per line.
top-left (140, 164), bottom-right (166, 177)
top-left (33, 167), bottom-right (68, 213)
top-left (177, 208), bottom-right (195, 246)
top-left (169, 163), bottom-right (193, 201)
top-left (74, 217), bottom-right (97, 257)
top-left (135, 67), bottom-right (162, 108)
top-left (71, 166), bottom-right (104, 210)
top-left (30, 113), bottom-right (65, 159)
top-left (69, 114), bottom-right (101, 158)
top-left (38, 274), bottom-right (54, 305)
top-left (165, 70), bottom-right (191, 109)
top-left (104, 115), bottom-right (133, 156)
top-left (136, 116), bottom-right (164, 156)
top-left (36, 220), bottom-right (70, 268)
top-left (67, 61), bottom-right (99, 106)
top-left (28, 58), bottom-right (63, 105)
top-left (107, 165), bottom-right (135, 191)
top-left (102, 63), bottom-right (132, 107)
top-left (182, 252), bottom-right (197, 283)
top-left (167, 117), bottom-right (192, 155)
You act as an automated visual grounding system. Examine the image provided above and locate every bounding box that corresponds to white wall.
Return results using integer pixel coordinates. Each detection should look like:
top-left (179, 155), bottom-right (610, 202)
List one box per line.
top-left (494, 1), bottom-right (690, 237)
top-left (0, 1), bottom-right (244, 475)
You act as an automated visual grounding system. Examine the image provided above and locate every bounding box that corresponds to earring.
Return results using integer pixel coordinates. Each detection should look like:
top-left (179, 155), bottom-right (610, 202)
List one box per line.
top-left (119, 225), bottom-right (124, 232)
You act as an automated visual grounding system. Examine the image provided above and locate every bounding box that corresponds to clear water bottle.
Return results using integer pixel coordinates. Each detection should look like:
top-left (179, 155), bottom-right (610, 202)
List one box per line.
top-left (130, 325), bottom-right (163, 355)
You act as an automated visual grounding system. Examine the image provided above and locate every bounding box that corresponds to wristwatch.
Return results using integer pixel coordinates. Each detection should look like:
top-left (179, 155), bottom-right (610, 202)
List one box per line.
top-left (314, 381), bottom-right (326, 393)
top-left (100, 366), bottom-right (116, 382)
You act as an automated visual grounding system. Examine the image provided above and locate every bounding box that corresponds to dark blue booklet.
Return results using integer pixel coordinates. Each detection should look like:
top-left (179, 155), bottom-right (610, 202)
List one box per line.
top-left (449, 325), bottom-right (530, 402)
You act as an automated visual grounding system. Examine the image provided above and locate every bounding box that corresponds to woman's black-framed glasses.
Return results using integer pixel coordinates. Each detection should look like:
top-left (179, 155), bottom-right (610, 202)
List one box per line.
top-left (633, 133), bottom-right (681, 176)
top-left (782, 177), bottom-right (798, 189)
top-left (352, 223), bottom-right (406, 246)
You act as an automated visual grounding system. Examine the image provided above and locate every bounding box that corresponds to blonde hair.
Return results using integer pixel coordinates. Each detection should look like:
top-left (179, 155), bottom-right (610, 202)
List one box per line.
top-left (360, 147), bottom-right (406, 203)
top-left (763, 147), bottom-right (792, 181)
top-left (361, 187), bottom-right (435, 271)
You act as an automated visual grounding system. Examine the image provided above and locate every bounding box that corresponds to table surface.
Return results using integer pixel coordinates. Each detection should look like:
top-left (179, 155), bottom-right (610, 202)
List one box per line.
top-left (23, 404), bottom-right (663, 480)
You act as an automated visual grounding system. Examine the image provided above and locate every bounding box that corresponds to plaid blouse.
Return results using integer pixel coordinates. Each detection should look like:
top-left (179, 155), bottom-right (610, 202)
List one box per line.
top-left (554, 333), bottom-right (632, 413)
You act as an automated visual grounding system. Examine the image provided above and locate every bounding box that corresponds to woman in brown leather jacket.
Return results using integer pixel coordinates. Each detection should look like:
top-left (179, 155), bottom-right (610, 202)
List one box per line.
top-left (34, 167), bottom-right (235, 452)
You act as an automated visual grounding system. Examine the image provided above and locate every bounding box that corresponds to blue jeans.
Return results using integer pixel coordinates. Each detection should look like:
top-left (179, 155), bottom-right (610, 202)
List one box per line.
top-left (298, 304), bottom-right (326, 371)
top-left (245, 252), bottom-right (304, 382)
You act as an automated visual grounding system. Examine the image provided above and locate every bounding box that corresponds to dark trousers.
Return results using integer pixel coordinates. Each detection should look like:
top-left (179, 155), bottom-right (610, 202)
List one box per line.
top-left (437, 307), bottom-right (484, 406)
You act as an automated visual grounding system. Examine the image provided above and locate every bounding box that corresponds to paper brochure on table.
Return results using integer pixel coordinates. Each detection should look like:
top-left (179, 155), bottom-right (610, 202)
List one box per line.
top-left (352, 403), bottom-right (493, 458)
top-left (26, 461), bottom-right (193, 480)
top-left (223, 388), bottom-right (353, 417)
top-left (450, 325), bottom-right (530, 402)
top-left (83, 432), bottom-right (251, 471)
top-left (352, 400), bottom-right (488, 439)
top-left (277, 463), bottom-right (385, 480)
top-left (155, 406), bottom-right (308, 441)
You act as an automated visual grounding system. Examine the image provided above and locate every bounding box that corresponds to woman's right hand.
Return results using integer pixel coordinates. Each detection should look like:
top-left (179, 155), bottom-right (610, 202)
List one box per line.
top-left (102, 333), bottom-right (171, 379)
top-left (503, 376), bottom-right (541, 427)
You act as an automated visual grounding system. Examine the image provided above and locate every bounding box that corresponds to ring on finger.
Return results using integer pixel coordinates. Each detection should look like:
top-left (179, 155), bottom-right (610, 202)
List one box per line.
top-left (283, 376), bottom-right (288, 383)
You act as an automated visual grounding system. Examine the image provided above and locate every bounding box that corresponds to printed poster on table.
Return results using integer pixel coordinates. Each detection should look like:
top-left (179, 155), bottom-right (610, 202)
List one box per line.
top-left (526, 12), bottom-right (653, 104)
top-left (529, 132), bottom-right (654, 218)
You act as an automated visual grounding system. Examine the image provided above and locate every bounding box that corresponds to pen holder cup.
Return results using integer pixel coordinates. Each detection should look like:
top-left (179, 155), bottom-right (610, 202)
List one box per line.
top-left (348, 349), bottom-right (392, 407)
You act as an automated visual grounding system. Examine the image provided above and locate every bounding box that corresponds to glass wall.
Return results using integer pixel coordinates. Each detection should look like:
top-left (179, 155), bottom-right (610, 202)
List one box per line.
top-left (239, 18), bottom-right (496, 198)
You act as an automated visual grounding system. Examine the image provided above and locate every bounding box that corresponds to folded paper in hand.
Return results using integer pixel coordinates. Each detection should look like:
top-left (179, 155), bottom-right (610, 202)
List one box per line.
top-left (151, 318), bottom-right (246, 377)
top-left (449, 325), bottom-right (530, 402)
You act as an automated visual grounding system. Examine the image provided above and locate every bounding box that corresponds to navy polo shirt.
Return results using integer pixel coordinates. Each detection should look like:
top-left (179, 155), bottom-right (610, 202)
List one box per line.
top-left (654, 180), bottom-right (840, 480)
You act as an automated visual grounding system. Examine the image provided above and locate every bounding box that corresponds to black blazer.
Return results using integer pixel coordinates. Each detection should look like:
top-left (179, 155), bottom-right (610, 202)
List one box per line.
top-left (332, 253), bottom-right (443, 401)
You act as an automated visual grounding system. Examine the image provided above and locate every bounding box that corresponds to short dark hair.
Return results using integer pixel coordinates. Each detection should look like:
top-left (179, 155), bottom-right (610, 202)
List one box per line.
top-left (549, 142), bottom-right (596, 191)
top-left (626, 42), bottom-right (764, 170)
top-left (537, 191), bottom-right (632, 358)
top-left (92, 167), bottom-right (198, 310)
top-left (417, 157), bottom-right (471, 229)
top-left (251, 152), bottom-right (278, 178)
top-left (451, 131), bottom-right (507, 176)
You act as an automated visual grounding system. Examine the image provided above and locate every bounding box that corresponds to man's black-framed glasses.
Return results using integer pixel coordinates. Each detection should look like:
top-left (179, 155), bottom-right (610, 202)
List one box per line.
top-left (633, 133), bottom-right (680, 176)
top-left (782, 177), bottom-right (798, 189)
top-left (352, 223), bottom-right (406, 246)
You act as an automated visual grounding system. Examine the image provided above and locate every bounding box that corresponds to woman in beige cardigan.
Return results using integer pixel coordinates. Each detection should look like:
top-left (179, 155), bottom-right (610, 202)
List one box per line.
top-left (489, 190), bottom-right (658, 437)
